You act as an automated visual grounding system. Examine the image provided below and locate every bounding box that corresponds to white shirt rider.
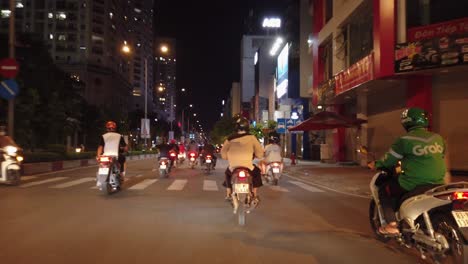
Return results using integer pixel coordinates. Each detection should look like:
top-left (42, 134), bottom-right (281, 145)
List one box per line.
top-left (264, 143), bottom-right (282, 163)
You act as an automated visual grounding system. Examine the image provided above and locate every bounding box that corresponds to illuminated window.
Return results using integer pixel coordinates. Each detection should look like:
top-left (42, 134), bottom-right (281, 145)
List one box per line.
top-left (57, 12), bottom-right (67, 20)
top-left (48, 12), bottom-right (53, 18)
top-left (58, 34), bottom-right (66, 41)
top-left (1, 10), bottom-right (11, 18)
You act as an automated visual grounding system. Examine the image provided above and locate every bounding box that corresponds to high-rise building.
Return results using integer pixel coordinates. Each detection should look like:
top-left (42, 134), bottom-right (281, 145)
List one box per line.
top-left (0, 0), bottom-right (154, 115)
top-left (154, 37), bottom-right (176, 121)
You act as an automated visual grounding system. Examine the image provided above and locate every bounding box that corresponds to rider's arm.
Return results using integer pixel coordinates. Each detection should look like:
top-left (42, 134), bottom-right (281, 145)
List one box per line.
top-left (96, 136), bottom-right (105, 157)
top-left (253, 136), bottom-right (264, 159)
top-left (220, 139), bottom-right (229, 160)
top-left (119, 136), bottom-right (128, 152)
top-left (375, 138), bottom-right (404, 170)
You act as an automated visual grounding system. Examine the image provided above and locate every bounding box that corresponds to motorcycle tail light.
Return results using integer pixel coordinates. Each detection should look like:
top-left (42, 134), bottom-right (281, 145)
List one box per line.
top-left (273, 162), bottom-right (279, 167)
top-left (453, 192), bottom-right (468, 200)
top-left (99, 156), bottom-right (111, 163)
top-left (170, 153), bottom-right (176, 157)
top-left (206, 155), bottom-right (212, 159)
top-left (239, 171), bottom-right (247, 178)
top-left (160, 161), bottom-right (166, 165)
top-left (190, 153), bottom-right (195, 157)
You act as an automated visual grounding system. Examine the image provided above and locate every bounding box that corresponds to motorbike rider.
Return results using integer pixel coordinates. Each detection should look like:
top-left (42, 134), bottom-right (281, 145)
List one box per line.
top-left (187, 140), bottom-right (199, 162)
top-left (0, 125), bottom-right (19, 150)
top-left (259, 132), bottom-right (284, 176)
top-left (201, 139), bottom-right (217, 168)
top-left (96, 121), bottom-right (128, 181)
top-left (221, 116), bottom-right (264, 201)
top-left (368, 107), bottom-right (450, 235)
top-left (157, 138), bottom-right (178, 168)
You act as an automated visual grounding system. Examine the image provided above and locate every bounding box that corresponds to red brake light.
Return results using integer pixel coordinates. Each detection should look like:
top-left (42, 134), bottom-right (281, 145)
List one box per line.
top-left (239, 171), bottom-right (246, 178)
top-left (99, 156), bottom-right (110, 162)
top-left (170, 153), bottom-right (176, 157)
top-left (190, 153), bottom-right (195, 157)
top-left (206, 155), bottom-right (212, 159)
top-left (453, 192), bottom-right (468, 200)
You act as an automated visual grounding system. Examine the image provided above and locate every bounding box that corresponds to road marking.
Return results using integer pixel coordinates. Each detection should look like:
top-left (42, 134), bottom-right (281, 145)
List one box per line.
top-left (21, 176), bottom-right (38, 181)
top-left (203, 180), bottom-right (218, 191)
top-left (129, 179), bottom-right (158, 190)
top-left (20, 177), bottom-right (68, 188)
top-left (167, 179), bottom-right (187, 191)
top-left (268, 185), bottom-right (290, 192)
top-left (152, 168), bottom-right (157, 172)
top-left (136, 174), bottom-right (143, 177)
top-left (50, 177), bottom-right (95, 189)
top-left (289, 181), bottom-right (325, 192)
top-left (91, 186), bottom-right (98, 189)
top-left (283, 173), bottom-right (370, 199)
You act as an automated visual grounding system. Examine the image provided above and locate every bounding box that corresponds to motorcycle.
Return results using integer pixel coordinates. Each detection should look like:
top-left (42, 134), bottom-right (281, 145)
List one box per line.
top-left (158, 157), bottom-right (170, 178)
top-left (264, 162), bottom-right (282, 185)
top-left (204, 154), bottom-right (214, 174)
top-left (0, 145), bottom-right (23, 185)
top-left (362, 147), bottom-right (468, 263)
top-left (188, 151), bottom-right (197, 169)
top-left (96, 156), bottom-right (122, 194)
top-left (169, 150), bottom-right (177, 169)
top-left (230, 167), bottom-right (259, 226)
top-left (177, 152), bottom-right (185, 164)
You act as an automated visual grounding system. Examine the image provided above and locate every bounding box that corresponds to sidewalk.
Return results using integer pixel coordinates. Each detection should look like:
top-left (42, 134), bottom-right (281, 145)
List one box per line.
top-left (282, 159), bottom-right (467, 198)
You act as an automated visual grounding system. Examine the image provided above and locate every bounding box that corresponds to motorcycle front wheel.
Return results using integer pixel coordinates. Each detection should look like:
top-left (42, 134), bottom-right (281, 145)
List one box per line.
top-left (369, 200), bottom-right (391, 243)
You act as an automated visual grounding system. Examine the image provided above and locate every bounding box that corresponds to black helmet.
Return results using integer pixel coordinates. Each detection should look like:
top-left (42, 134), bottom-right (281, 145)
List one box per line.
top-left (235, 117), bottom-right (250, 132)
top-left (269, 132), bottom-right (280, 144)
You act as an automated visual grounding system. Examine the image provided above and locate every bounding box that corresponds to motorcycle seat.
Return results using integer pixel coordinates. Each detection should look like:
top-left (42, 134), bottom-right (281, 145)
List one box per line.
top-left (397, 184), bottom-right (443, 208)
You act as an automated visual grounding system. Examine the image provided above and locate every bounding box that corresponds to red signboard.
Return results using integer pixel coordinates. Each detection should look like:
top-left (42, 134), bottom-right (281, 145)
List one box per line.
top-left (335, 53), bottom-right (374, 95)
top-left (408, 17), bottom-right (468, 42)
top-left (0, 58), bottom-right (19, 79)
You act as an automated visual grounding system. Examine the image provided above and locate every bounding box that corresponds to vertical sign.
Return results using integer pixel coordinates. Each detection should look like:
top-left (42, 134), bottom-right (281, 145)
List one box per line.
top-left (141, 118), bottom-right (150, 139)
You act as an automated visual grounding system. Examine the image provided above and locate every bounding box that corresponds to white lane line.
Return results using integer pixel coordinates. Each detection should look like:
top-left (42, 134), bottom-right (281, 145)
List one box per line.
top-left (21, 176), bottom-right (38, 181)
top-left (268, 185), bottom-right (290, 192)
top-left (289, 181), bottom-right (325, 192)
top-left (167, 179), bottom-right (187, 191)
top-left (50, 177), bottom-right (95, 189)
top-left (128, 179), bottom-right (158, 190)
top-left (203, 180), bottom-right (218, 191)
top-left (283, 173), bottom-right (369, 199)
top-left (136, 174), bottom-right (143, 177)
top-left (20, 177), bottom-right (68, 188)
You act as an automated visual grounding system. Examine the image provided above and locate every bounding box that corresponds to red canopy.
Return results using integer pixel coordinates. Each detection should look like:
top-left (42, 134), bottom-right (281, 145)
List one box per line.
top-left (288, 111), bottom-right (366, 131)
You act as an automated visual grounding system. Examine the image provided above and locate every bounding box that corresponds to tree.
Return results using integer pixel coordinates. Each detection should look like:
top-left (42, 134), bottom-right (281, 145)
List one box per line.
top-left (210, 116), bottom-right (236, 144)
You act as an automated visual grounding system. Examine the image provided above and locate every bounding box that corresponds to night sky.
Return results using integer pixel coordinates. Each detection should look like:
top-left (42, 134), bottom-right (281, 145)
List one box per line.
top-left (154, 0), bottom-right (286, 131)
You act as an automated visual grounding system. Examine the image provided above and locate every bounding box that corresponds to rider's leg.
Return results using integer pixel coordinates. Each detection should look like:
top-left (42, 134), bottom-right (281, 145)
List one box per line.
top-left (378, 177), bottom-right (406, 234)
top-left (252, 166), bottom-right (263, 201)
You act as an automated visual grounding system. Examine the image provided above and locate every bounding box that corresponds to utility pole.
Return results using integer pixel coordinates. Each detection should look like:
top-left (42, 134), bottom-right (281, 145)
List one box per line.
top-left (144, 58), bottom-right (148, 149)
top-left (8, 0), bottom-right (15, 138)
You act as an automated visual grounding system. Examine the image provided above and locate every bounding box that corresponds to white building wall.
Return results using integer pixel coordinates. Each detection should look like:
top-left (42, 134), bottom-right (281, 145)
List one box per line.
top-left (241, 36), bottom-right (256, 103)
top-left (299, 0), bottom-right (313, 98)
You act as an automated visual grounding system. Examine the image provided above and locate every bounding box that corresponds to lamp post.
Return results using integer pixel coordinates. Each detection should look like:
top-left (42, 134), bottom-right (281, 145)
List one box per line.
top-left (181, 104), bottom-right (193, 137)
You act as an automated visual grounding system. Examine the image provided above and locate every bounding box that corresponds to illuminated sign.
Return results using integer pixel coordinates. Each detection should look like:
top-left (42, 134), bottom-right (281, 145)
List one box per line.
top-left (270, 37), bottom-right (283, 56)
top-left (276, 80), bottom-right (288, 98)
top-left (262, 18), bottom-right (281, 28)
top-left (254, 51), bottom-right (258, 65)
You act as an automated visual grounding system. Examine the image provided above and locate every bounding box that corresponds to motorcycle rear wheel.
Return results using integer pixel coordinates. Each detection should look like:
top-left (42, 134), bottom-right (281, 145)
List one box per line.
top-left (434, 216), bottom-right (468, 264)
top-left (369, 200), bottom-right (391, 243)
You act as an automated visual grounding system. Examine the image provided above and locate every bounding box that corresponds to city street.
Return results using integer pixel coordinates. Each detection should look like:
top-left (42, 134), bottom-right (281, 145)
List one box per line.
top-left (0, 158), bottom-right (420, 264)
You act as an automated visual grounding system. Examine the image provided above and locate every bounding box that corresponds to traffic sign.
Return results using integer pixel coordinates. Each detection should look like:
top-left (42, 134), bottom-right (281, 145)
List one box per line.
top-left (0, 79), bottom-right (20, 100)
top-left (276, 118), bottom-right (286, 134)
top-left (0, 58), bottom-right (19, 79)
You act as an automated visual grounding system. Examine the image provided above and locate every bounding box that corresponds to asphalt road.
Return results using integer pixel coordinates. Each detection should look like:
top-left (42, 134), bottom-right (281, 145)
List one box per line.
top-left (0, 158), bottom-right (420, 264)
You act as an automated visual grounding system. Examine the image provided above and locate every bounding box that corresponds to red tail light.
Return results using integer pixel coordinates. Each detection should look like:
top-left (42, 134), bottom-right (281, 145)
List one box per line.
top-left (190, 153), bottom-right (195, 157)
top-left (99, 156), bottom-right (111, 163)
top-left (206, 155), bottom-right (212, 159)
top-left (170, 153), bottom-right (176, 157)
top-left (239, 171), bottom-right (246, 178)
top-left (160, 161), bottom-right (166, 165)
top-left (453, 192), bottom-right (468, 200)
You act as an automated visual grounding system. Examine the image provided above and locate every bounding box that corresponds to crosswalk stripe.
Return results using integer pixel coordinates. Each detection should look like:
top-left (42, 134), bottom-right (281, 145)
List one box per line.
top-left (129, 179), bottom-right (158, 190)
top-left (268, 185), bottom-right (290, 192)
top-left (21, 176), bottom-right (38, 181)
top-left (289, 181), bottom-right (324, 192)
top-left (20, 177), bottom-right (68, 188)
top-left (167, 179), bottom-right (187, 191)
top-left (203, 180), bottom-right (218, 191)
top-left (50, 177), bottom-right (95, 189)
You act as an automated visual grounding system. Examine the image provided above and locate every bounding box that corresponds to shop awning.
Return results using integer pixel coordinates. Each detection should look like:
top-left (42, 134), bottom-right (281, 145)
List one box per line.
top-left (288, 111), bottom-right (367, 132)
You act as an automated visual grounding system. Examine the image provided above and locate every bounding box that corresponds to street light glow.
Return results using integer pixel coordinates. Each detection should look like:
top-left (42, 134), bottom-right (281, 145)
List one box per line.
top-left (181, 88), bottom-right (186, 92)
top-left (160, 45), bottom-right (169, 53)
top-left (122, 41), bottom-right (131, 53)
top-left (189, 104), bottom-right (193, 108)
top-left (158, 86), bottom-right (164, 92)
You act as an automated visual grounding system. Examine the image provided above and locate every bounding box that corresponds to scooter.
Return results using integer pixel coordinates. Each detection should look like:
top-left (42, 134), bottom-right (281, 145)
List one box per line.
top-left (96, 156), bottom-right (122, 195)
top-left (159, 157), bottom-right (170, 178)
top-left (362, 146), bottom-right (468, 263)
top-left (0, 145), bottom-right (23, 185)
top-left (204, 154), bottom-right (214, 174)
top-left (264, 162), bottom-right (282, 185)
top-left (229, 167), bottom-right (259, 226)
top-left (188, 151), bottom-right (197, 169)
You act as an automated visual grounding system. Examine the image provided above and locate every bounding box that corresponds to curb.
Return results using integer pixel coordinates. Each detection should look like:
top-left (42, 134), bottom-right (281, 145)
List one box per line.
top-left (21, 154), bottom-right (158, 176)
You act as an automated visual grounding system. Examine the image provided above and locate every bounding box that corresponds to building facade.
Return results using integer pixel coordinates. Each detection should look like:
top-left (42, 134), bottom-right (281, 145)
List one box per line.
top-left (154, 37), bottom-right (176, 122)
top-left (310, 0), bottom-right (468, 172)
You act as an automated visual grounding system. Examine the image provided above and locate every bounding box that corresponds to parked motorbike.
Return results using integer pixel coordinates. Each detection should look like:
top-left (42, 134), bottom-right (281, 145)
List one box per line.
top-left (265, 162), bottom-right (282, 185)
top-left (188, 151), bottom-right (197, 169)
top-left (361, 146), bottom-right (468, 263)
top-left (204, 154), bottom-right (214, 174)
top-left (96, 156), bottom-right (122, 194)
top-left (230, 167), bottom-right (259, 226)
top-left (158, 157), bottom-right (170, 178)
top-left (0, 145), bottom-right (23, 185)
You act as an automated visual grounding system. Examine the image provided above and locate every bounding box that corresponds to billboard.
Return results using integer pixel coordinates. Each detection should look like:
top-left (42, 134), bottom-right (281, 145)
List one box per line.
top-left (276, 44), bottom-right (289, 98)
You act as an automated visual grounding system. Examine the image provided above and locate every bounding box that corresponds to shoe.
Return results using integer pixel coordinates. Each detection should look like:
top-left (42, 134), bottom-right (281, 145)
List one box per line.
top-left (378, 223), bottom-right (400, 236)
top-left (225, 195), bottom-right (232, 202)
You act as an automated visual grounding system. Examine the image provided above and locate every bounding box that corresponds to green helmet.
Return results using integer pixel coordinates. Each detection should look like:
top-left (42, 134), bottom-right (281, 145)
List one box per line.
top-left (401, 107), bottom-right (429, 131)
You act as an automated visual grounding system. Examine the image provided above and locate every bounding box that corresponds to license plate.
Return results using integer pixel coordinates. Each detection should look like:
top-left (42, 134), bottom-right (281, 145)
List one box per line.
top-left (98, 168), bottom-right (109, 175)
top-left (190, 158), bottom-right (195, 161)
top-left (234, 183), bottom-right (250, 194)
top-left (160, 165), bottom-right (167, 169)
top-left (452, 211), bottom-right (468, 227)
top-left (206, 159), bottom-right (212, 163)
top-left (273, 168), bottom-right (280, 173)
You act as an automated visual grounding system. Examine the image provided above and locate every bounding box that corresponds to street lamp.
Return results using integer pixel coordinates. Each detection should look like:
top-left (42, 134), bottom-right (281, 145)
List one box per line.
top-left (160, 45), bottom-right (168, 53)
top-left (122, 41), bottom-right (131, 54)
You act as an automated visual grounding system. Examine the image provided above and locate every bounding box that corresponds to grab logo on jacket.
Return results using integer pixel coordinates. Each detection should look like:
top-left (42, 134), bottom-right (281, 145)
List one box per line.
top-left (412, 142), bottom-right (444, 156)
